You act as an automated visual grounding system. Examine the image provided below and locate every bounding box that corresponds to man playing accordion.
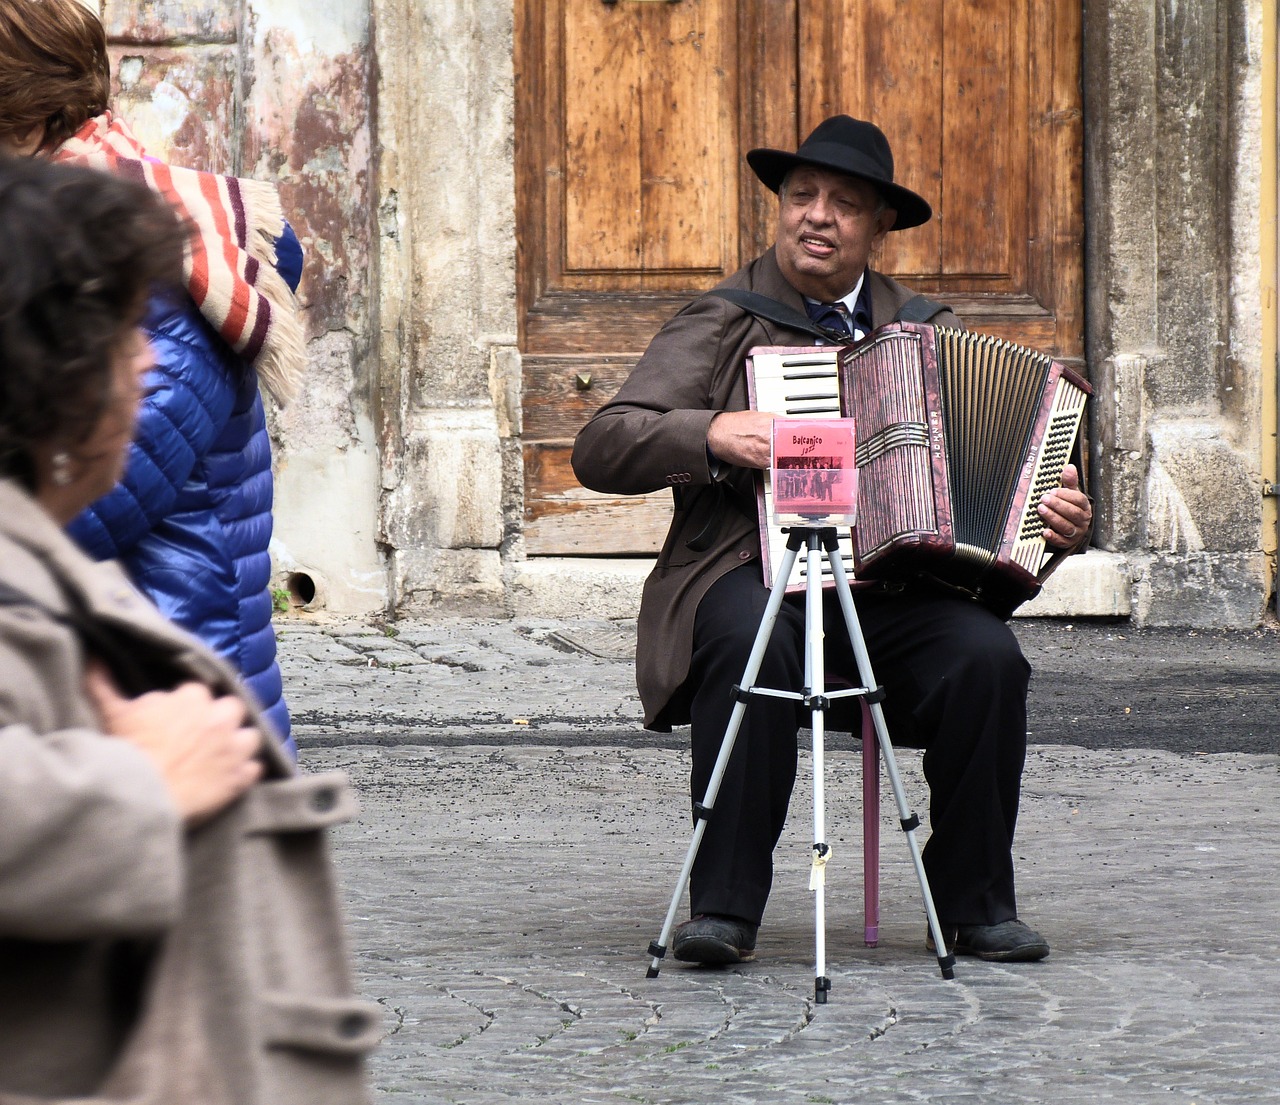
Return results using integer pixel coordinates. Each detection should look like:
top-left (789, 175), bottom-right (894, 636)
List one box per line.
top-left (572, 116), bottom-right (1091, 965)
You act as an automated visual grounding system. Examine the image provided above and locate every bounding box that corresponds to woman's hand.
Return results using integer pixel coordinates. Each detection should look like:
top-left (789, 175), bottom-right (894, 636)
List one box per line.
top-left (85, 662), bottom-right (263, 825)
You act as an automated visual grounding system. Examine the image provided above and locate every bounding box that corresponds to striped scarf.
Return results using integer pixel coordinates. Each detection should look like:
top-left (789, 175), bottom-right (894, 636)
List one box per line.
top-left (54, 112), bottom-right (304, 405)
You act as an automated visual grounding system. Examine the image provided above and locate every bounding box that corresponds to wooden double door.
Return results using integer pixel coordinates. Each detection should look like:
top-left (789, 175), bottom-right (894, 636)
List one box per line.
top-left (515, 0), bottom-right (1083, 555)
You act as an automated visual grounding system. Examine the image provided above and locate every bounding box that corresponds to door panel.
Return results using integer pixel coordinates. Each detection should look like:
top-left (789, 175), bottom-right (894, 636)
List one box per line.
top-left (832, 0), bottom-right (946, 280)
top-left (517, 0), bottom-right (1083, 555)
top-left (517, 0), bottom-right (795, 554)
top-left (561, 0), bottom-right (735, 282)
top-left (814, 0), bottom-right (1082, 353)
top-left (536, 0), bottom-right (742, 302)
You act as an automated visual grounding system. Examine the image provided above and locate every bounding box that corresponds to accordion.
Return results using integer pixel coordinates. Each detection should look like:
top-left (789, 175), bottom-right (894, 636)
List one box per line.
top-left (745, 321), bottom-right (1091, 611)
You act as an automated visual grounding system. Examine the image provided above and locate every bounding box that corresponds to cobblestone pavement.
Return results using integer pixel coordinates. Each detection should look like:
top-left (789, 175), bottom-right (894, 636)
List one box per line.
top-left (279, 617), bottom-right (1280, 1105)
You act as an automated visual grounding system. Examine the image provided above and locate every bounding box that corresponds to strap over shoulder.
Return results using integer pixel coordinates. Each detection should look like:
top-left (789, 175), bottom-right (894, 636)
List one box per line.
top-left (707, 288), bottom-right (846, 343)
top-left (711, 286), bottom-right (952, 335)
top-left (0, 575), bottom-right (187, 696)
top-left (893, 294), bottom-right (952, 324)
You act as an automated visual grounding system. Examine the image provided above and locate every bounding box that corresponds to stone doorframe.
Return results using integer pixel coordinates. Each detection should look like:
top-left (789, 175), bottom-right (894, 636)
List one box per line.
top-left (371, 0), bottom-right (521, 611)
top-left (1084, 0), bottom-right (1272, 625)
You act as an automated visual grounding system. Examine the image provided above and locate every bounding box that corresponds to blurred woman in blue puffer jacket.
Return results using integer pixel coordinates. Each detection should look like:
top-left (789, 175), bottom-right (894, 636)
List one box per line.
top-left (63, 231), bottom-right (303, 756)
top-left (0, 0), bottom-right (302, 755)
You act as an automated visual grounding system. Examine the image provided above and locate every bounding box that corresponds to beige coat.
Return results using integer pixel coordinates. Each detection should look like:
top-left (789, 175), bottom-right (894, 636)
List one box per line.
top-left (572, 250), bottom-right (958, 730)
top-left (0, 479), bottom-right (378, 1103)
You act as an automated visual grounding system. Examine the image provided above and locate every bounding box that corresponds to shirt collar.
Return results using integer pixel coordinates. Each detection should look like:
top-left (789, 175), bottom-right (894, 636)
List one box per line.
top-left (803, 270), bottom-right (866, 315)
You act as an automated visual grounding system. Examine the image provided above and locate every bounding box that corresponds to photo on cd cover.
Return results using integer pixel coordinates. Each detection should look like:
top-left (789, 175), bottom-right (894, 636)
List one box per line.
top-left (770, 418), bottom-right (857, 527)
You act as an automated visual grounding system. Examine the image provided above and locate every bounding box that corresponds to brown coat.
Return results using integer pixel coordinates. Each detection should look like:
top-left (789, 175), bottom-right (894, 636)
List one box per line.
top-left (571, 250), bottom-right (958, 730)
top-left (0, 479), bottom-right (377, 1103)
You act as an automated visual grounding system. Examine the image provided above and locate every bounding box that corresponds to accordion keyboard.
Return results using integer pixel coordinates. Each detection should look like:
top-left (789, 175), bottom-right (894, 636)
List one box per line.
top-left (1009, 375), bottom-right (1091, 574)
top-left (745, 348), bottom-right (855, 590)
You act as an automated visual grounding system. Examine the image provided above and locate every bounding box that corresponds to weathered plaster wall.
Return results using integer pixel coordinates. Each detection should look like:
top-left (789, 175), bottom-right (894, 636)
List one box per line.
top-left (372, 0), bottom-right (519, 612)
top-left (1085, 0), bottom-right (1269, 625)
top-left (1227, 2), bottom-right (1275, 581)
top-left (243, 1), bottom-right (385, 614)
top-left (101, 0), bottom-right (386, 613)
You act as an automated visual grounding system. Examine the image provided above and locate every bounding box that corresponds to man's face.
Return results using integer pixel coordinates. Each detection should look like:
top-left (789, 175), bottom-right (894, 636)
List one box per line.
top-left (774, 167), bottom-right (896, 301)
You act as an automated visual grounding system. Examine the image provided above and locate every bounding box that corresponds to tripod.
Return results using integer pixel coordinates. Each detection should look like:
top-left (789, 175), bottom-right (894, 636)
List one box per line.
top-left (645, 526), bottom-right (957, 1000)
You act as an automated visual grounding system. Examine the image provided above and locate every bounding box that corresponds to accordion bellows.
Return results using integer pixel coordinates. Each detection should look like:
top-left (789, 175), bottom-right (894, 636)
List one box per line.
top-left (746, 322), bottom-right (1091, 611)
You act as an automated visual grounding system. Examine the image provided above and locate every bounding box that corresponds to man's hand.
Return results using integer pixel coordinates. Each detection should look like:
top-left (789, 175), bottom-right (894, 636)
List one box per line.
top-left (1037, 464), bottom-right (1092, 551)
top-left (707, 410), bottom-right (775, 470)
top-left (85, 662), bottom-right (264, 826)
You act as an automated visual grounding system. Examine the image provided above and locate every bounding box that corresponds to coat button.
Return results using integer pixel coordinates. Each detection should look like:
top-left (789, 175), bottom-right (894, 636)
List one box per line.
top-left (337, 1012), bottom-right (368, 1038)
top-left (738, 551), bottom-right (752, 560)
top-left (310, 787), bottom-right (338, 813)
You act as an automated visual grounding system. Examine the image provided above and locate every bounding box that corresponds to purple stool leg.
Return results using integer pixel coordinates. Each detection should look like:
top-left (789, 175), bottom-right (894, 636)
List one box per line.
top-left (861, 700), bottom-right (880, 947)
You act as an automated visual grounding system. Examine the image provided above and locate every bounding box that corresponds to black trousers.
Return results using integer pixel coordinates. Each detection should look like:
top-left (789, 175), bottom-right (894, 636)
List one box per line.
top-left (687, 563), bottom-right (1031, 928)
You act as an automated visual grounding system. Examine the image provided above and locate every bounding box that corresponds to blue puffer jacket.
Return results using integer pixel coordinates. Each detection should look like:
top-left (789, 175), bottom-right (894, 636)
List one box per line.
top-left (67, 229), bottom-right (303, 757)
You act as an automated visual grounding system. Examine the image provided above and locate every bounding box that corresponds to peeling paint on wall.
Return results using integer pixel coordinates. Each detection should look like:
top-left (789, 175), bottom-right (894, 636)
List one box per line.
top-left (101, 0), bottom-right (385, 612)
top-left (101, 0), bottom-right (236, 45)
top-left (248, 0), bottom-right (366, 57)
top-left (242, 26), bottom-right (373, 337)
top-left (107, 45), bottom-right (238, 173)
top-left (103, 0), bottom-right (374, 347)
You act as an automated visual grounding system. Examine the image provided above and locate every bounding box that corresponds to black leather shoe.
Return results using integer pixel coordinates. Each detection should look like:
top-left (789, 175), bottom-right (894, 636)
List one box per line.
top-left (928, 919), bottom-right (1050, 962)
top-left (672, 914), bottom-right (758, 965)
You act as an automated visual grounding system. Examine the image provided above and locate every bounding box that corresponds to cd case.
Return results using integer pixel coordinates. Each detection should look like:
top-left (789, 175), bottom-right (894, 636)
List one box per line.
top-left (770, 418), bottom-right (857, 527)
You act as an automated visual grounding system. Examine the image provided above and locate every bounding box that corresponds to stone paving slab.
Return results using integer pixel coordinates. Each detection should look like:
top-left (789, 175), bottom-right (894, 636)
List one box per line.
top-left (301, 740), bottom-right (1280, 1105)
top-left (282, 619), bottom-right (640, 739)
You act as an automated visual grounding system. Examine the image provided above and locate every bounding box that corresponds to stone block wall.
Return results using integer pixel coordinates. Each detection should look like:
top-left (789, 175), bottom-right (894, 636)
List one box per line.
top-left (1084, 0), bottom-right (1271, 626)
top-left (371, 0), bottom-right (519, 612)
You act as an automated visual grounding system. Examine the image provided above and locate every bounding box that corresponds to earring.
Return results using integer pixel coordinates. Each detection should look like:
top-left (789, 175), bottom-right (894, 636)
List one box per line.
top-left (50, 451), bottom-right (74, 487)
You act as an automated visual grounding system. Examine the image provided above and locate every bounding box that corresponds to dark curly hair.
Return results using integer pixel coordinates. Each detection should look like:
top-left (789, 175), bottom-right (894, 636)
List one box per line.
top-left (0, 155), bottom-right (185, 488)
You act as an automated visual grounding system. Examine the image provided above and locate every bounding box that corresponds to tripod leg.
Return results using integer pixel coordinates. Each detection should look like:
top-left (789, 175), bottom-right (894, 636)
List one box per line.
top-left (806, 531), bottom-right (831, 1004)
top-left (861, 701), bottom-right (880, 947)
top-left (823, 539), bottom-right (957, 980)
top-left (646, 533), bottom-right (805, 979)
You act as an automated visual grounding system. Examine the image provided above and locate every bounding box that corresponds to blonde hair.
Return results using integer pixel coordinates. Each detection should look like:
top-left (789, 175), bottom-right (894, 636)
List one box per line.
top-left (0, 0), bottom-right (110, 151)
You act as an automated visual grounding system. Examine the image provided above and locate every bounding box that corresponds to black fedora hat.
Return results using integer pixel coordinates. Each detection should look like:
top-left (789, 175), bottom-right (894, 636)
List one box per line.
top-left (746, 115), bottom-right (932, 231)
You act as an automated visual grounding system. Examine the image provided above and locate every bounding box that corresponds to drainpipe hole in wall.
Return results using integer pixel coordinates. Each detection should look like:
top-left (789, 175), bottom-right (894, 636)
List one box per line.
top-left (286, 572), bottom-right (318, 610)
